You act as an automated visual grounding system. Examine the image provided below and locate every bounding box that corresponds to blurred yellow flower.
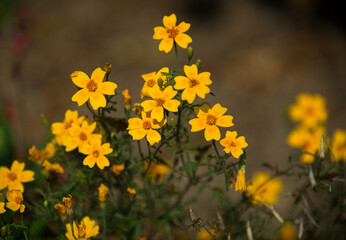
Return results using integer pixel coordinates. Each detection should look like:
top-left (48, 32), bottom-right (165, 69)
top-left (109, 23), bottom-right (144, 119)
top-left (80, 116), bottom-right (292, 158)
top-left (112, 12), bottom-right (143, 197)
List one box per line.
top-left (98, 184), bottom-right (109, 203)
top-left (246, 172), bottom-right (282, 205)
top-left (122, 89), bottom-right (132, 104)
top-left (141, 85), bottom-right (180, 121)
top-left (65, 216), bottom-right (99, 240)
top-left (280, 222), bottom-right (296, 240)
top-left (174, 64), bottom-right (212, 104)
top-left (331, 129), bottom-right (346, 162)
top-left (0, 160), bottom-right (34, 192)
top-left (197, 228), bottom-right (217, 240)
top-left (0, 202), bottom-right (5, 214)
top-left (289, 93), bottom-right (327, 127)
top-left (6, 189), bottom-right (25, 213)
top-left (189, 103), bottom-right (234, 141)
top-left (220, 131), bottom-right (248, 158)
top-left (71, 68), bottom-right (117, 110)
top-left (127, 111), bottom-right (166, 145)
top-left (140, 67), bottom-right (169, 98)
top-left (29, 141), bottom-right (56, 164)
top-left (235, 169), bottom-right (246, 192)
top-left (144, 159), bottom-right (171, 182)
top-left (42, 160), bottom-right (64, 174)
top-left (153, 14), bottom-right (192, 53)
top-left (51, 109), bottom-right (85, 145)
top-left (54, 203), bottom-right (66, 216)
top-left (80, 138), bottom-right (113, 170)
top-left (127, 187), bottom-right (136, 198)
top-left (111, 164), bottom-right (125, 175)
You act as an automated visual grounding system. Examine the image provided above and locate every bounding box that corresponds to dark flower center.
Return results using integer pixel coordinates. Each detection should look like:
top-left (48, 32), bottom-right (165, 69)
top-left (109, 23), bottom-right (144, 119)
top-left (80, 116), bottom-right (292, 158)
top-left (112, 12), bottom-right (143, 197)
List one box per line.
top-left (206, 114), bottom-right (217, 125)
top-left (93, 150), bottom-right (99, 158)
top-left (143, 120), bottom-right (152, 130)
top-left (156, 98), bottom-right (165, 106)
top-left (190, 79), bottom-right (199, 88)
top-left (7, 172), bottom-right (17, 181)
top-left (147, 79), bottom-right (156, 87)
top-left (167, 27), bottom-right (178, 38)
top-left (87, 80), bottom-right (98, 92)
top-left (79, 132), bottom-right (88, 141)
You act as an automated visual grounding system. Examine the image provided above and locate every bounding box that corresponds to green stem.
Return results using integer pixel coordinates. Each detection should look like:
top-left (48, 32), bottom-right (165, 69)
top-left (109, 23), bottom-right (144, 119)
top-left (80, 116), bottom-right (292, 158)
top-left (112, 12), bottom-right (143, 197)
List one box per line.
top-left (174, 42), bottom-right (180, 71)
top-left (212, 140), bottom-right (221, 159)
top-left (103, 206), bottom-right (107, 238)
top-left (20, 214), bottom-right (29, 240)
top-left (137, 140), bottom-right (144, 159)
top-left (86, 102), bottom-right (96, 118)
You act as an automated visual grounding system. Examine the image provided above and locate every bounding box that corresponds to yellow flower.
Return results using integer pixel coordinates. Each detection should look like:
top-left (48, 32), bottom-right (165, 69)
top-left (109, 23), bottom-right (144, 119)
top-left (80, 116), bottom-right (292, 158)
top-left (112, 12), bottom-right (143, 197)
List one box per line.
top-left (174, 64), bottom-right (212, 104)
top-left (246, 172), bottom-right (282, 205)
top-left (65, 216), bottom-right (99, 240)
top-left (54, 203), bottom-right (67, 216)
top-left (280, 222), bottom-right (296, 240)
top-left (153, 14), bottom-right (192, 53)
top-left (0, 202), bottom-right (5, 214)
top-left (197, 228), bottom-right (217, 240)
top-left (51, 109), bottom-right (85, 145)
top-left (43, 141), bottom-right (57, 159)
top-left (42, 160), bottom-right (64, 174)
top-left (331, 129), bottom-right (346, 162)
top-left (141, 85), bottom-right (180, 121)
top-left (6, 189), bottom-right (25, 213)
top-left (220, 131), bottom-right (248, 158)
top-left (235, 169), bottom-right (246, 192)
top-left (0, 160), bottom-right (34, 192)
top-left (287, 125), bottom-right (325, 164)
top-left (127, 111), bottom-right (166, 145)
top-left (98, 184), bottom-right (109, 203)
top-left (144, 159), bottom-right (171, 182)
top-left (289, 93), bottom-right (327, 127)
top-left (111, 164), bottom-right (125, 175)
top-left (127, 187), bottom-right (136, 198)
top-left (71, 68), bottom-right (117, 110)
top-left (63, 120), bottom-right (102, 152)
top-left (189, 103), bottom-right (234, 141)
top-left (29, 142), bottom-right (56, 164)
top-left (28, 146), bottom-right (41, 163)
top-left (140, 67), bottom-right (169, 98)
top-left (80, 138), bottom-right (113, 170)
top-left (122, 89), bottom-right (132, 104)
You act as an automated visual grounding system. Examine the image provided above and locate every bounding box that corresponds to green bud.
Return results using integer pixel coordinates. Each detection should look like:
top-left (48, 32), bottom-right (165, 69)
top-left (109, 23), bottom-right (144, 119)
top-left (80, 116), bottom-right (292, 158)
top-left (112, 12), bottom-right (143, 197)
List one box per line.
top-left (187, 47), bottom-right (194, 61)
top-left (195, 59), bottom-right (201, 68)
top-left (170, 118), bottom-right (176, 129)
top-left (1, 225), bottom-right (7, 238)
top-left (157, 78), bottom-right (164, 88)
top-left (104, 62), bottom-right (112, 74)
top-left (44, 200), bottom-right (48, 207)
top-left (40, 113), bottom-right (50, 128)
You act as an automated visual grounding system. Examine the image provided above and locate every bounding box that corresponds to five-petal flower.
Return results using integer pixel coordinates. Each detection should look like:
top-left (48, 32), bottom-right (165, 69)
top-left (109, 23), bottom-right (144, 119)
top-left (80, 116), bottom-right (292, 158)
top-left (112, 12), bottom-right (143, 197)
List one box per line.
top-left (0, 160), bottom-right (34, 192)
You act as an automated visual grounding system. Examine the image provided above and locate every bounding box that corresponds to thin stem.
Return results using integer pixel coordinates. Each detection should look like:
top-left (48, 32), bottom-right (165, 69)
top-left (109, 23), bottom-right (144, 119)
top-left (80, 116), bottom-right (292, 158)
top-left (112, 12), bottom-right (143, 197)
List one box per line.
top-left (137, 140), bottom-right (144, 159)
top-left (174, 42), bottom-right (180, 71)
top-left (212, 140), bottom-right (221, 159)
top-left (20, 214), bottom-right (29, 240)
top-left (86, 102), bottom-right (96, 118)
top-left (103, 206), bottom-right (107, 238)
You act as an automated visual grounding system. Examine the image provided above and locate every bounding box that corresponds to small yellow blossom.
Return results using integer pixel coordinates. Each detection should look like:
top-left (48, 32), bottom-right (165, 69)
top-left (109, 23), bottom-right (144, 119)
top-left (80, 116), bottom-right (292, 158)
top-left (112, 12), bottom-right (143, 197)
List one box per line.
top-left (111, 164), bottom-right (125, 175)
top-left (0, 202), bottom-right (5, 214)
top-left (63, 120), bottom-right (102, 152)
top-left (29, 141), bottom-right (56, 164)
top-left (133, 103), bottom-right (143, 117)
top-left (174, 64), bottom-right (212, 104)
top-left (153, 14), bottom-right (192, 53)
top-left (65, 216), bottom-right (99, 240)
top-left (287, 125), bottom-right (325, 164)
top-left (122, 89), bottom-right (132, 105)
top-left (331, 129), bottom-right (346, 162)
top-left (141, 85), bottom-right (180, 121)
top-left (144, 159), bottom-right (171, 182)
top-left (246, 172), bottom-right (282, 205)
top-left (140, 67), bottom-right (169, 98)
top-left (98, 184), bottom-right (109, 203)
top-left (197, 228), bottom-right (217, 240)
top-left (235, 168), bottom-right (246, 192)
top-left (51, 109), bottom-right (85, 145)
top-left (62, 195), bottom-right (74, 222)
top-left (220, 131), bottom-right (248, 158)
top-left (127, 111), bottom-right (166, 145)
top-left (280, 222), bottom-right (296, 240)
top-left (0, 160), bottom-right (34, 192)
top-left (80, 138), bottom-right (113, 170)
top-left (127, 187), bottom-right (136, 198)
top-left (189, 103), bottom-right (234, 141)
top-left (6, 189), bottom-right (25, 213)
top-left (42, 160), bottom-right (64, 174)
top-left (71, 68), bottom-right (118, 110)
top-left (54, 203), bottom-right (67, 216)
top-left (289, 93), bottom-right (327, 127)
top-left (28, 146), bottom-right (41, 163)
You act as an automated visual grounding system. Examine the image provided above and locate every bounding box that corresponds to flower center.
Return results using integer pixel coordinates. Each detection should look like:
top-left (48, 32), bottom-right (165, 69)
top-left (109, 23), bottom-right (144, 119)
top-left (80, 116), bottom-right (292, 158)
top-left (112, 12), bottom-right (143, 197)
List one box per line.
top-left (190, 79), bottom-right (199, 88)
top-left (7, 172), bottom-right (17, 181)
top-left (305, 106), bottom-right (315, 116)
top-left (146, 79), bottom-right (156, 87)
top-left (93, 150), bottom-right (99, 158)
top-left (79, 132), bottom-right (88, 141)
top-left (155, 98), bottom-right (165, 106)
top-left (206, 114), bottom-right (217, 125)
top-left (143, 120), bottom-right (152, 130)
top-left (87, 80), bottom-right (98, 92)
top-left (167, 27), bottom-right (178, 38)
top-left (65, 120), bottom-right (73, 129)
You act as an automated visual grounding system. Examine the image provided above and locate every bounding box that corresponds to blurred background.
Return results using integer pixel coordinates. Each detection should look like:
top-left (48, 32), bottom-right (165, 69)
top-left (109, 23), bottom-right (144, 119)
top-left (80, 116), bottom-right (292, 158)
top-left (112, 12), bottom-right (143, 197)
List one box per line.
top-left (0, 0), bottom-right (345, 210)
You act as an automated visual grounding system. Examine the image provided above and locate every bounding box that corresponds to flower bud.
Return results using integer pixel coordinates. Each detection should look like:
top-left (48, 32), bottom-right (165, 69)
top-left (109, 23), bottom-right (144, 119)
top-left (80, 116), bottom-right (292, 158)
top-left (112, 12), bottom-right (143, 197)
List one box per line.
top-left (187, 47), bottom-right (194, 61)
top-left (104, 62), bottom-right (112, 74)
top-left (1, 226), bottom-right (7, 238)
top-left (157, 78), bottom-right (164, 89)
top-left (195, 59), bottom-right (201, 68)
top-left (170, 118), bottom-right (176, 129)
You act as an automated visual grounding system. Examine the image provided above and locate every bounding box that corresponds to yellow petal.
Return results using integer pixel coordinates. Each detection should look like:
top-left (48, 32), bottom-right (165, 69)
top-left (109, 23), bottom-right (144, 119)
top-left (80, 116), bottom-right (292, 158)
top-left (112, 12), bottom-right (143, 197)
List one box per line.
top-left (51, 122), bottom-right (65, 135)
top-left (194, 84), bottom-right (210, 98)
top-left (99, 143), bottom-right (113, 155)
top-left (159, 38), bottom-right (174, 53)
top-left (211, 103), bottom-right (227, 118)
top-left (20, 204), bottom-right (25, 213)
top-left (11, 160), bottom-right (24, 174)
top-left (162, 86), bottom-right (177, 100)
top-left (163, 14), bottom-right (177, 29)
top-left (231, 148), bottom-right (243, 158)
top-left (8, 181), bottom-right (24, 192)
top-left (163, 100), bottom-right (180, 112)
top-left (71, 71), bottom-right (90, 88)
top-left (127, 118), bottom-right (143, 130)
top-left (182, 88), bottom-right (196, 104)
top-left (6, 201), bottom-right (20, 212)
top-left (153, 26), bottom-right (168, 39)
top-left (146, 129), bottom-right (161, 145)
top-left (194, 104), bottom-right (210, 118)
top-left (97, 82), bottom-right (117, 95)
top-left (236, 136), bottom-right (248, 148)
top-left (225, 130), bottom-right (237, 138)
top-left (174, 76), bottom-right (190, 89)
top-left (129, 128), bottom-right (147, 140)
top-left (18, 170), bottom-right (34, 183)
top-left (0, 202), bottom-right (5, 214)
top-left (83, 155), bottom-right (96, 168)
top-left (89, 92), bottom-right (107, 110)
top-left (184, 65), bottom-right (198, 80)
top-left (96, 156), bottom-right (110, 170)
top-left (197, 72), bottom-right (212, 85)
top-left (151, 106), bottom-right (164, 121)
top-left (148, 85), bottom-right (162, 99)
top-left (176, 21), bottom-right (190, 33)
top-left (205, 125), bottom-right (221, 141)
top-left (72, 89), bottom-right (90, 106)
top-left (216, 115), bottom-right (234, 127)
top-left (91, 67), bottom-right (106, 84)
top-left (175, 33), bottom-right (192, 49)
top-left (189, 118), bottom-right (207, 132)
top-left (141, 100), bottom-right (157, 112)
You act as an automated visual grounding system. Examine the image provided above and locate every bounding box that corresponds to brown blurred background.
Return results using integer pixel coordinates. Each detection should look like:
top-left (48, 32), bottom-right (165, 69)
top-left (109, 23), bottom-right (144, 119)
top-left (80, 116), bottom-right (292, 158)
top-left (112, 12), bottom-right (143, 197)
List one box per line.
top-left (0, 0), bottom-right (345, 199)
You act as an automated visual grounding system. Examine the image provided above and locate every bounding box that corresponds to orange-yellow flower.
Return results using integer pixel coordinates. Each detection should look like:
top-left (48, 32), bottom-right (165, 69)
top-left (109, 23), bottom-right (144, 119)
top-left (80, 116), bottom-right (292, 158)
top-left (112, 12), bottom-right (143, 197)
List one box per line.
top-left (55, 203), bottom-right (67, 216)
top-left (235, 169), bottom-right (246, 192)
top-left (144, 159), bottom-right (171, 182)
top-left (0, 160), bottom-right (34, 192)
top-left (331, 129), bottom-right (346, 162)
top-left (71, 68), bottom-right (117, 110)
top-left (6, 189), bottom-right (25, 213)
top-left (63, 120), bottom-right (101, 152)
top-left (280, 222), bottom-right (296, 240)
top-left (127, 187), bottom-right (136, 198)
top-left (141, 85), bottom-right (180, 121)
top-left (141, 67), bottom-right (169, 98)
top-left (122, 89), bottom-right (132, 104)
top-left (189, 104), bottom-right (234, 141)
top-left (220, 131), bottom-right (248, 158)
top-left (111, 164), bottom-right (125, 175)
top-left (153, 14), bottom-right (192, 53)
top-left (246, 172), bottom-right (282, 205)
top-left (29, 141), bottom-right (56, 164)
top-left (174, 64), bottom-right (212, 104)
top-left (65, 216), bottom-right (99, 240)
top-left (51, 109), bottom-right (85, 145)
top-left (42, 160), bottom-right (64, 174)
top-left (0, 202), bottom-right (5, 214)
top-left (98, 184), bottom-right (109, 203)
top-left (289, 93), bottom-right (327, 127)
top-left (80, 138), bottom-right (113, 170)
top-left (127, 111), bottom-right (166, 145)
top-left (197, 228), bottom-right (218, 240)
